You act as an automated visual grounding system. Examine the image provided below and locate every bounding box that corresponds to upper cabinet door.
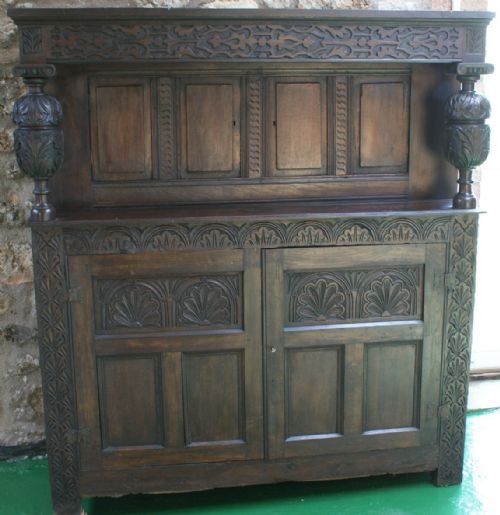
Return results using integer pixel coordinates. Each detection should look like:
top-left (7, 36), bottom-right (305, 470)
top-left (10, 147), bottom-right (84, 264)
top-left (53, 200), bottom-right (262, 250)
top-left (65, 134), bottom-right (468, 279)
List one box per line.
top-left (265, 243), bottom-right (445, 460)
top-left (179, 77), bottom-right (241, 178)
top-left (267, 77), bottom-right (328, 177)
top-left (90, 77), bottom-right (153, 182)
top-left (350, 74), bottom-right (410, 175)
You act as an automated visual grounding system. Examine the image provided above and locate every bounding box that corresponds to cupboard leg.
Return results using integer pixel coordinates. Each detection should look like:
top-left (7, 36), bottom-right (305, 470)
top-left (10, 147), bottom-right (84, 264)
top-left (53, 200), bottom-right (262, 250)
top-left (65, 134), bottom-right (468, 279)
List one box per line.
top-left (433, 216), bottom-right (478, 488)
top-left (52, 498), bottom-right (84, 515)
top-left (432, 467), bottom-right (462, 487)
top-left (31, 228), bottom-right (81, 515)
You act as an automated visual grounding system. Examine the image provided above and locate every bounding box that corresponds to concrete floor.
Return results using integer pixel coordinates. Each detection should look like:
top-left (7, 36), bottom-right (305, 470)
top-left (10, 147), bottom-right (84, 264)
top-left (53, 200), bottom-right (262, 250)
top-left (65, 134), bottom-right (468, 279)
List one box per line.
top-left (0, 409), bottom-right (498, 515)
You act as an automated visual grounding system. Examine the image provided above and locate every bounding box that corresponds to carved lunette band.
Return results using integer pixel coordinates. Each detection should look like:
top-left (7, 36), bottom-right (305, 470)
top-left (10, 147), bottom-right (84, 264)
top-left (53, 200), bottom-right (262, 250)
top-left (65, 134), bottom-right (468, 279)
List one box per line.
top-left (444, 63), bottom-right (493, 210)
top-left (12, 64), bottom-right (63, 222)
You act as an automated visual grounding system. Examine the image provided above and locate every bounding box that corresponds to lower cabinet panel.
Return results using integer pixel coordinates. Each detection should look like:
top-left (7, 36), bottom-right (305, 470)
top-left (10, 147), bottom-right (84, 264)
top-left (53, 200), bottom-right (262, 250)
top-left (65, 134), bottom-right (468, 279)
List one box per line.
top-left (69, 243), bottom-right (446, 476)
top-left (285, 346), bottom-right (343, 439)
top-left (97, 354), bottom-right (164, 449)
top-left (364, 340), bottom-right (421, 433)
top-left (183, 350), bottom-right (245, 445)
top-left (69, 249), bottom-right (263, 470)
top-left (265, 244), bottom-right (445, 459)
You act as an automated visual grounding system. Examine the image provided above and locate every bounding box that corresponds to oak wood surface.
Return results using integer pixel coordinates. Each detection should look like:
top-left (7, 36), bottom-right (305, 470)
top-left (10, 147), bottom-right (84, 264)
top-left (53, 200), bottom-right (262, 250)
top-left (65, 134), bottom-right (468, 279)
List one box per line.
top-left (8, 8), bottom-right (489, 513)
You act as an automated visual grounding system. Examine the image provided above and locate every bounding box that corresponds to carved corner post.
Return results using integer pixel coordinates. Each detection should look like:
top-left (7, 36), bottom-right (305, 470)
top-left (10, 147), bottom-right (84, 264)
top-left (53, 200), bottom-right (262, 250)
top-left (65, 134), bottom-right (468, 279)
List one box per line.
top-left (444, 63), bottom-right (493, 209)
top-left (12, 64), bottom-right (63, 222)
top-left (433, 215), bottom-right (478, 486)
top-left (31, 227), bottom-right (82, 515)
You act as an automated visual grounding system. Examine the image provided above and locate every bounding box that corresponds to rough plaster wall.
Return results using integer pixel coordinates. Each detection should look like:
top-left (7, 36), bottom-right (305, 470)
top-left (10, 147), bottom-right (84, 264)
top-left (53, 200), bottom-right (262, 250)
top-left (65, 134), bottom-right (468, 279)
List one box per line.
top-left (0, 0), bottom-right (488, 447)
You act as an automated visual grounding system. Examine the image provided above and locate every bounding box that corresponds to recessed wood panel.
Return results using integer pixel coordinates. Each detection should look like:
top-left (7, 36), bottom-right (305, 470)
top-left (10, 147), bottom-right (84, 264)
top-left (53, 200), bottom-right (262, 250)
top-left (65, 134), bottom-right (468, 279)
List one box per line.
top-left (90, 78), bottom-right (152, 182)
top-left (183, 351), bottom-right (244, 445)
top-left (180, 78), bottom-right (241, 177)
top-left (268, 78), bottom-right (327, 176)
top-left (360, 82), bottom-right (408, 168)
top-left (286, 347), bottom-right (342, 438)
top-left (97, 355), bottom-right (163, 448)
top-left (364, 341), bottom-right (420, 432)
top-left (351, 75), bottom-right (409, 175)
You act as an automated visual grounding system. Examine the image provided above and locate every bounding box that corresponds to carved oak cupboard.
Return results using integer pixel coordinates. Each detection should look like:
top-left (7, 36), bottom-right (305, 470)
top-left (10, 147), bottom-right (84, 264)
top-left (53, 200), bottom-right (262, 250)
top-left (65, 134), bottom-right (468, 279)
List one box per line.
top-left (8, 8), bottom-right (493, 515)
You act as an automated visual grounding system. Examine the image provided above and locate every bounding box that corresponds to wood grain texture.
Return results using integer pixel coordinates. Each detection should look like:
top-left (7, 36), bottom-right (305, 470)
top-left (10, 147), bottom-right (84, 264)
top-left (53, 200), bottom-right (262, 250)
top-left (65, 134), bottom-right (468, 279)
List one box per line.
top-left (98, 355), bottom-right (163, 448)
top-left (286, 347), bottom-right (341, 438)
top-left (360, 82), bottom-right (408, 168)
top-left (351, 74), bottom-right (410, 175)
top-left (180, 78), bottom-right (240, 177)
top-left (364, 341), bottom-right (420, 431)
top-left (274, 81), bottom-right (325, 174)
top-left (90, 77), bottom-right (152, 182)
top-left (183, 351), bottom-right (244, 445)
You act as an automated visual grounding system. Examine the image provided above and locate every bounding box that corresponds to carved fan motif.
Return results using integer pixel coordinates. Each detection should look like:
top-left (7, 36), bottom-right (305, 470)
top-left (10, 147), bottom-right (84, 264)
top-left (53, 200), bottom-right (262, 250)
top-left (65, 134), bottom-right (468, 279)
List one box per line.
top-left (363, 276), bottom-right (411, 317)
top-left (296, 279), bottom-right (346, 321)
top-left (180, 282), bottom-right (231, 325)
top-left (108, 287), bottom-right (161, 328)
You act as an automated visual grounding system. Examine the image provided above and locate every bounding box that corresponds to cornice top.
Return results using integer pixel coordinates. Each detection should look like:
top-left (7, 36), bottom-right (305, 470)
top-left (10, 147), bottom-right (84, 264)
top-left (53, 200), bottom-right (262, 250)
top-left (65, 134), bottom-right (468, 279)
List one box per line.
top-left (7, 8), bottom-right (495, 24)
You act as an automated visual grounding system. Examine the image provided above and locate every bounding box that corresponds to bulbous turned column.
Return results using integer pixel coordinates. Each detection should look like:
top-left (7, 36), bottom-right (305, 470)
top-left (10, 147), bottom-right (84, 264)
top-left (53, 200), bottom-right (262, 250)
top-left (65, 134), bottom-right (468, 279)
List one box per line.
top-left (12, 64), bottom-right (63, 222)
top-left (444, 63), bottom-right (493, 209)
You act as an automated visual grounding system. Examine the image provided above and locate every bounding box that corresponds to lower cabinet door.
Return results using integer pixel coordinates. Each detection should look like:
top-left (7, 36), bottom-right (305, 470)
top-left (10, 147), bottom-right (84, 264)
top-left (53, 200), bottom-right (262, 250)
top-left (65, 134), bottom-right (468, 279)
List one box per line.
top-left (265, 244), bottom-right (446, 459)
top-left (69, 249), bottom-right (263, 471)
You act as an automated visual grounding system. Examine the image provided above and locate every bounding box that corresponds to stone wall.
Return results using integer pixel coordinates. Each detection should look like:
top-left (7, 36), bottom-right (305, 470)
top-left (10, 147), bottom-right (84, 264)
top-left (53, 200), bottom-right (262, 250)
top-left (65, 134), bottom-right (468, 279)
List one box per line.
top-left (0, 0), bottom-right (487, 448)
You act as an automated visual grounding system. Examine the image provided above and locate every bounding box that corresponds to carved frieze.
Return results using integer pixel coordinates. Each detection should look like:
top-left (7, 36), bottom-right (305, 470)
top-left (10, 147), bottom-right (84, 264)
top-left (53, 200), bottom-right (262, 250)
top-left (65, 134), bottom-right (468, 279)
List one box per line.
top-left (63, 216), bottom-right (452, 255)
top-left (96, 274), bottom-right (241, 331)
top-left (287, 267), bottom-right (421, 325)
top-left (47, 23), bottom-right (464, 62)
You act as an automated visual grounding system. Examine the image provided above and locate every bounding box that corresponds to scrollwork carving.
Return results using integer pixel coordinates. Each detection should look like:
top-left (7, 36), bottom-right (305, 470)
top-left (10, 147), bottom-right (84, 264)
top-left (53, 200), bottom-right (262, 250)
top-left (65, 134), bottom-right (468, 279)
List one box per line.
top-left (49, 23), bottom-right (464, 62)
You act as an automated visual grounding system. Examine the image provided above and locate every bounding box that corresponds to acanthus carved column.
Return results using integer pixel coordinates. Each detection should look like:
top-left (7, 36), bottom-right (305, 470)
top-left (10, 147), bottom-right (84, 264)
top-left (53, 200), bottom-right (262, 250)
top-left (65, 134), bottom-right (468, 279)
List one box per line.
top-left (444, 63), bottom-right (493, 209)
top-left (12, 64), bottom-right (63, 222)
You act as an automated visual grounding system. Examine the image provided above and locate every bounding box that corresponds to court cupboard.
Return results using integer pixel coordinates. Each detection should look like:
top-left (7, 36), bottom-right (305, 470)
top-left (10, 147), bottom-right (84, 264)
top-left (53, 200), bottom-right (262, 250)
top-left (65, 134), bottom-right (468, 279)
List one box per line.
top-left (8, 8), bottom-right (494, 514)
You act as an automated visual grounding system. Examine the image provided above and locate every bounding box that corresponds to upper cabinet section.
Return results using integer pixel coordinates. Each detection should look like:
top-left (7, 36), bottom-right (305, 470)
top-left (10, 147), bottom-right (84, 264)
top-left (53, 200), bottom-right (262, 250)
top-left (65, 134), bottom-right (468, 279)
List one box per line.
top-left (9, 9), bottom-right (493, 64)
top-left (7, 8), bottom-right (493, 208)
